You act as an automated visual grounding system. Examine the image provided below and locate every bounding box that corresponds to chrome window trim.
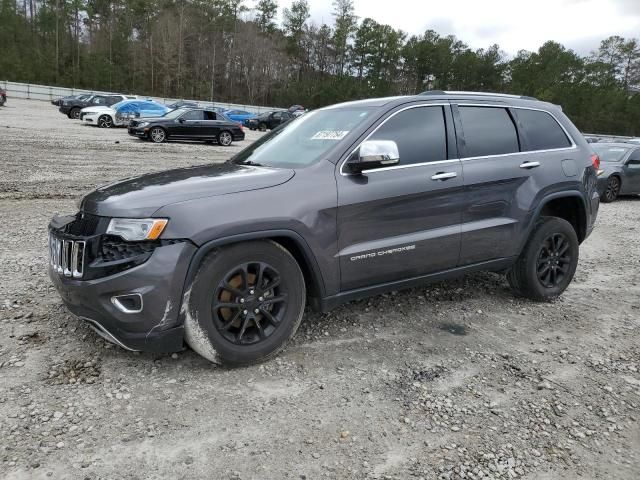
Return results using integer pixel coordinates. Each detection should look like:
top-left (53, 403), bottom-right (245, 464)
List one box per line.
top-left (339, 102), bottom-right (578, 176)
top-left (455, 103), bottom-right (577, 151)
top-left (339, 103), bottom-right (451, 176)
top-left (359, 158), bottom-right (461, 175)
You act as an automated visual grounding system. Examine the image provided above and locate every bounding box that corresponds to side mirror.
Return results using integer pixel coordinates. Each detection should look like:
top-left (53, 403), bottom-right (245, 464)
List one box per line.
top-left (178, 117), bottom-right (185, 123)
top-left (627, 151), bottom-right (640, 163)
top-left (346, 140), bottom-right (400, 174)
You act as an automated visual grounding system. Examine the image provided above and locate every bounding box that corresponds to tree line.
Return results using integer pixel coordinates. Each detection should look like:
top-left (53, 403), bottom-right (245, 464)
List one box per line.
top-left (1, 0), bottom-right (639, 135)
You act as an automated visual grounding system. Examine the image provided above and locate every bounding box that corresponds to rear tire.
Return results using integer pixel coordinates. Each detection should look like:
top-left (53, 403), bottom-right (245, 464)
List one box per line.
top-left (601, 176), bottom-right (620, 203)
top-left (218, 130), bottom-right (233, 146)
top-left (184, 240), bottom-right (306, 366)
top-left (507, 217), bottom-right (579, 301)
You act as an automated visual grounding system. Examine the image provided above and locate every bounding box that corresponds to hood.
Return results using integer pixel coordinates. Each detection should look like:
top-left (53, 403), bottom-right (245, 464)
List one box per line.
top-left (81, 162), bottom-right (295, 217)
top-left (82, 106), bottom-right (114, 114)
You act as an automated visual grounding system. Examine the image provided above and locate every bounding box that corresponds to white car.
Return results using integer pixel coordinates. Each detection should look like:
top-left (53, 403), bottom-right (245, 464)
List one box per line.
top-left (80, 95), bottom-right (137, 128)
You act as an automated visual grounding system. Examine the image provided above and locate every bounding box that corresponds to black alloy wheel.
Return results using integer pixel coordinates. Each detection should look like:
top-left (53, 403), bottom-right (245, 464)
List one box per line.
top-left (183, 240), bottom-right (306, 366)
top-left (536, 233), bottom-right (572, 288)
top-left (602, 176), bottom-right (620, 203)
top-left (213, 262), bottom-right (286, 345)
top-left (506, 216), bottom-right (579, 301)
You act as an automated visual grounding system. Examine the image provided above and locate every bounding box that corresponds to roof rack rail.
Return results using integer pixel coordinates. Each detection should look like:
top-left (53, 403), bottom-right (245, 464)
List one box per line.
top-left (419, 90), bottom-right (538, 101)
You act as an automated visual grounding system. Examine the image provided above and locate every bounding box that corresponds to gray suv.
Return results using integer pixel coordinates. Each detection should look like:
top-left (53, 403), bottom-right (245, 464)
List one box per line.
top-left (48, 92), bottom-right (600, 365)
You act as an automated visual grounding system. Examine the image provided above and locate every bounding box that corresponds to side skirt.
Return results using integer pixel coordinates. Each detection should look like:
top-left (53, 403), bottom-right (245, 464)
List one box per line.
top-left (315, 257), bottom-right (515, 313)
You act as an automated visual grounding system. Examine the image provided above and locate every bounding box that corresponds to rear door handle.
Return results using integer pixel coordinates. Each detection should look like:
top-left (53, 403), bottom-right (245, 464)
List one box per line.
top-left (431, 172), bottom-right (457, 181)
top-left (520, 161), bottom-right (541, 169)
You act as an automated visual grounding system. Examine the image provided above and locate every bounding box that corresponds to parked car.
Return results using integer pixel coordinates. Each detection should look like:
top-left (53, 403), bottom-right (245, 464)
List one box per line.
top-left (246, 111), bottom-right (295, 131)
top-left (127, 107), bottom-right (244, 145)
top-left (592, 142), bottom-right (640, 202)
top-left (223, 109), bottom-right (256, 123)
top-left (81, 100), bottom-right (169, 128)
top-left (288, 104), bottom-right (306, 117)
top-left (0, 88), bottom-right (6, 106)
top-left (60, 94), bottom-right (135, 119)
top-left (167, 100), bottom-right (199, 110)
top-left (51, 93), bottom-right (91, 106)
top-left (48, 92), bottom-right (599, 365)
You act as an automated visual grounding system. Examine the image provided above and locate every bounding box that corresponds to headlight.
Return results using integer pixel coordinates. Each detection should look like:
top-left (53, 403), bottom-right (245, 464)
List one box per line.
top-left (106, 218), bottom-right (168, 241)
top-left (138, 121), bottom-right (149, 127)
top-left (597, 169), bottom-right (605, 176)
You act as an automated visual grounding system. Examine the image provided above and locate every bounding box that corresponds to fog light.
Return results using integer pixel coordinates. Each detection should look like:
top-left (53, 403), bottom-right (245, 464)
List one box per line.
top-left (111, 294), bottom-right (143, 313)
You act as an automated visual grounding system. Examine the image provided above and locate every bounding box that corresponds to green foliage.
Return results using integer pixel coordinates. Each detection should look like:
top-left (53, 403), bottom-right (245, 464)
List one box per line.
top-left (0, 1), bottom-right (638, 135)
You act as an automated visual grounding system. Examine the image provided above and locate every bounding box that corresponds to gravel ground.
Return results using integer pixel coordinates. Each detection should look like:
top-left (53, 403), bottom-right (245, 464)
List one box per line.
top-left (1, 98), bottom-right (639, 480)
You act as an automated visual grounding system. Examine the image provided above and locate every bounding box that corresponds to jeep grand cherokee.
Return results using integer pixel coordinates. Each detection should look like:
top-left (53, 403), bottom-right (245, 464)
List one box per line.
top-left (48, 92), bottom-right (600, 365)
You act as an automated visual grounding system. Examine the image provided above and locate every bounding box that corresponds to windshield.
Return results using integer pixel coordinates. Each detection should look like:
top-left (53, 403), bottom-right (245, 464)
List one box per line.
top-left (162, 108), bottom-right (188, 119)
top-left (110, 100), bottom-right (130, 110)
top-left (232, 107), bottom-right (373, 168)
top-left (592, 145), bottom-right (631, 162)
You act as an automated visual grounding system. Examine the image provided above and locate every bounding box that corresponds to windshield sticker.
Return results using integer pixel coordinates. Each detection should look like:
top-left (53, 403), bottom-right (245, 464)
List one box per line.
top-left (311, 130), bottom-right (349, 140)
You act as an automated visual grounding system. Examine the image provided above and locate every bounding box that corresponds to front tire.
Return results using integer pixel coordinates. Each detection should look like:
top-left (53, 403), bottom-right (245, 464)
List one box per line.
top-left (184, 241), bottom-right (306, 366)
top-left (68, 107), bottom-right (80, 119)
top-left (258, 123), bottom-right (267, 132)
top-left (601, 176), bottom-right (620, 203)
top-left (507, 217), bottom-right (579, 301)
top-left (98, 115), bottom-right (113, 128)
top-left (149, 127), bottom-right (166, 143)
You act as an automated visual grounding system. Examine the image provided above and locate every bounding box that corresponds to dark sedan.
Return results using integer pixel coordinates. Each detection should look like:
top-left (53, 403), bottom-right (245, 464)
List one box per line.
top-left (51, 93), bottom-right (91, 106)
top-left (128, 108), bottom-right (245, 145)
top-left (593, 143), bottom-right (640, 202)
top-left (59, 94), bottom-right (132, 119)
top-left (245, 110), bottom-right (294, 131)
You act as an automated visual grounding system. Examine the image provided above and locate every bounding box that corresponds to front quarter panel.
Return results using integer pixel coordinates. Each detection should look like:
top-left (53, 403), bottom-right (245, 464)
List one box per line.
top-left (155, 160), bottom-right (340, 295)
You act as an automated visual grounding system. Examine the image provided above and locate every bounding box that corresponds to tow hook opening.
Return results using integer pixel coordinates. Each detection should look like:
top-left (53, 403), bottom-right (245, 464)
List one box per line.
top-left (111, 293), bottom-right (143, 314)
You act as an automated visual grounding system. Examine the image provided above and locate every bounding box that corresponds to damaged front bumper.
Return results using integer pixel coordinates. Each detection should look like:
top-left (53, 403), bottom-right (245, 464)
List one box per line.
top-left (48, 216), bottom-right (196, 353)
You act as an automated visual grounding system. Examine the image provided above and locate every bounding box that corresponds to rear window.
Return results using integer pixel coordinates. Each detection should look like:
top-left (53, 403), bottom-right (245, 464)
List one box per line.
top-left (459, 107), bottom-right (519, 158)
top-left (591, 145), bottom-right (631, 162)
top-left (517, 108), bottom-right (572, 151)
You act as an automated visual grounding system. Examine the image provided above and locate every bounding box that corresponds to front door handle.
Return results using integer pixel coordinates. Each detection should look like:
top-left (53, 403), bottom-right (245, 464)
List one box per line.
top-left (520, 161), bottom-right (541, 169)
top-left (431, 172), bottom-right (457, 181)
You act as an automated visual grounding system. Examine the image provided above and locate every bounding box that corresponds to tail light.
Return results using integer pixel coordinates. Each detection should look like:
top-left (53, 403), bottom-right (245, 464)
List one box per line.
top-left (591, 154), bottom-right (600, 170)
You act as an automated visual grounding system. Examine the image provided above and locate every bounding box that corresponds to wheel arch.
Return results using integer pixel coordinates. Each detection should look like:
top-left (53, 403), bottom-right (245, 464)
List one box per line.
top-left (181, 230), bottom-right (326, 310)
top-left (531, 192), bottom-right (588, 245)
top-left (608, 173), bottom-right (622, 189)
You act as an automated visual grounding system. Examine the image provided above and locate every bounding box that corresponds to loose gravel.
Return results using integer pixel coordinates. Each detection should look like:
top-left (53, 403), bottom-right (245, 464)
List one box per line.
top-left (0, 99), bottom-right (639, 479)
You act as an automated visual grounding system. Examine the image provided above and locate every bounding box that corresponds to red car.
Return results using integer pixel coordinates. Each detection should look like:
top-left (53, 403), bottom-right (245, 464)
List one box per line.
top-left (0, 88), bottom-right (6, 106)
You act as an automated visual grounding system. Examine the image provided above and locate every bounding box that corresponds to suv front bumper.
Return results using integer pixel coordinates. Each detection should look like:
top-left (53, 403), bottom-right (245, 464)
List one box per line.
top-left (48, 231), bottom-right (196, 353)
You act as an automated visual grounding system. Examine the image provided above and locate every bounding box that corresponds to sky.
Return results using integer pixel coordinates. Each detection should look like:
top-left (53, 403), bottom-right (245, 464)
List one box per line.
top-left (273, 0), bottom-right (640, 57)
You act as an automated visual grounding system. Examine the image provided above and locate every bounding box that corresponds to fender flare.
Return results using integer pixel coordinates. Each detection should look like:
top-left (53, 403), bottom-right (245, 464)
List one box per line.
top-left (180, 229), bottom-right (327, 300)
top-left (519, 190), bottom-right (588, 252)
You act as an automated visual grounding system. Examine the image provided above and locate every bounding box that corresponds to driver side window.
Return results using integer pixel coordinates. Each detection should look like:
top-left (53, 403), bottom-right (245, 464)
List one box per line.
top-left (368, 106), bottom-right (447, 165)
top-left (181, 110), bottom-right (204, 121)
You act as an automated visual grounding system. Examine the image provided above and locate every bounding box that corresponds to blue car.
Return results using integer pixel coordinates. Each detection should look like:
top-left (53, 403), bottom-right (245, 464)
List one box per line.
top-left (222, 109), bottom-right (257, 124)
top-left (115, 100), bottom-right (169, 123)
